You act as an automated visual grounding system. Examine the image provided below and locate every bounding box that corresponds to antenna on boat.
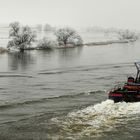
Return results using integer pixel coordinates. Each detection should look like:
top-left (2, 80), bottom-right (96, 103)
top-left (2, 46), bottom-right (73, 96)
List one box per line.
top-left (135, 62), bottom-right (140, 82)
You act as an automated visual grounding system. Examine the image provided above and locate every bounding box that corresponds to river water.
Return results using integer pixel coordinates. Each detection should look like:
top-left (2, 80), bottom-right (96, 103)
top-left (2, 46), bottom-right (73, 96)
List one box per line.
top-left (0, 40), bottom-right (140, 139)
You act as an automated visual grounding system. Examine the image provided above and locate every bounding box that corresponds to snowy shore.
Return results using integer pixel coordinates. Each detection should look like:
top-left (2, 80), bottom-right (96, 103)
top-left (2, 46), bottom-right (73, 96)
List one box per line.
top-left (83, 39), bottom-right (136, 46)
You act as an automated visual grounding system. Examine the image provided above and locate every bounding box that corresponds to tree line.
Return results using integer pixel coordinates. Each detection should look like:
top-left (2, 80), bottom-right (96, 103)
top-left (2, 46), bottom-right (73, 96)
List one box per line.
top-left (7, 22), bottom-right (139, 52)
top-left (7, 22), bottom-right (83, 52)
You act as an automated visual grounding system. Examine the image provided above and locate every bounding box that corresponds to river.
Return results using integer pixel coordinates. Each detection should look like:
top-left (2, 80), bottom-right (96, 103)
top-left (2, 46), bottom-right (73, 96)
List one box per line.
top-left (0, 40), bottom-right (140, 139)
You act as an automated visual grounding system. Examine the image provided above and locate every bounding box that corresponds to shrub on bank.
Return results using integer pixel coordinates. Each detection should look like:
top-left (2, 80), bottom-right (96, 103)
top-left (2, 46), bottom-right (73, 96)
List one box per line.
top-left (37, 38), bottom-right (58, 49)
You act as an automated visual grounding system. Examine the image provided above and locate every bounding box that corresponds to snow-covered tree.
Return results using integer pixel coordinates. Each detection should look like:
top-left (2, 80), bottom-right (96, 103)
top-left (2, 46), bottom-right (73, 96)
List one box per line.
top-left (55, 27), bottom-right (83, 47)
top-left (118, 29), bottom-right (139, 41)
top-left (7, 22), bottom-right (36, 52)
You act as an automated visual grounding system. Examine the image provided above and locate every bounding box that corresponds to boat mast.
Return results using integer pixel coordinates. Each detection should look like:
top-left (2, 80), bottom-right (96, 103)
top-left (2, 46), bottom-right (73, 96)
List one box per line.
top-left (135, 62), bottom-right (140, 82)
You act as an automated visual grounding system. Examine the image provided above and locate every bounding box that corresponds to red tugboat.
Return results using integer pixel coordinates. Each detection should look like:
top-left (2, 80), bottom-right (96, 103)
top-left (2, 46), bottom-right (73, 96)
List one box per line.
top-left (109, 62), bottom-right (140, 102)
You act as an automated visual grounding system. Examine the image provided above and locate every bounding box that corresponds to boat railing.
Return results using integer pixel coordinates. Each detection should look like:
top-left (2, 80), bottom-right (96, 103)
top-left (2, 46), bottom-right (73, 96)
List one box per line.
top-left (110, 82), bottom-right (125, 92)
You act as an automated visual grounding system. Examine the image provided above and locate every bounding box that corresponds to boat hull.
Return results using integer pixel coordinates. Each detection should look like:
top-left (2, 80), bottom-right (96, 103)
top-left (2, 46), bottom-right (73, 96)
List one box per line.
top-left (108, 62), bottom-right (140, 102)
top-left (109, 91), bottom-right (140, 102)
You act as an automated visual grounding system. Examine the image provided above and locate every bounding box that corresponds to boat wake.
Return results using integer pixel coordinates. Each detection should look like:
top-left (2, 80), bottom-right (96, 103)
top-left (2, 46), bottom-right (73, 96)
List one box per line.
top-left (51, 100), bottom-right (140, 139)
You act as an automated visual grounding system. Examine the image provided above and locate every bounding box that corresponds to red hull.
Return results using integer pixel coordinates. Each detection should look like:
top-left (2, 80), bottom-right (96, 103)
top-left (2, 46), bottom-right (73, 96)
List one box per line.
top-left (109, 90), bottom-right (140, 102)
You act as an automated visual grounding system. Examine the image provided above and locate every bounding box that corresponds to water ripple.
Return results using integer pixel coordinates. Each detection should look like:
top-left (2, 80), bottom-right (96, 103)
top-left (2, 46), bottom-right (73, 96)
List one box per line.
top-left (0, 90), bottom-right (105, 110)
top-left (0, 74), bottom-right (34, 78)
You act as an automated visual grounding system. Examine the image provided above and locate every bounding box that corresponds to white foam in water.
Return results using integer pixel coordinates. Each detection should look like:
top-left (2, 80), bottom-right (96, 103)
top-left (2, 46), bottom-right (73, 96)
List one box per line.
top-left (51, 100), bottom-right (140, 138)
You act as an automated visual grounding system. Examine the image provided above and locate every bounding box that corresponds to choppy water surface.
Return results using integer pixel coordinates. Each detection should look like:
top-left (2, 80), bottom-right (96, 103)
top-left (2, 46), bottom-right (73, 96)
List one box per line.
top-left (0, 41), bottom-right (140, 139)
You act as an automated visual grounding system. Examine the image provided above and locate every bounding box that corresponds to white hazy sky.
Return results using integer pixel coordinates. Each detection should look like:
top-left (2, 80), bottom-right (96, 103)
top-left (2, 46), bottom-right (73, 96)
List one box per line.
top-left (0, 0), bottom-right (140, 29)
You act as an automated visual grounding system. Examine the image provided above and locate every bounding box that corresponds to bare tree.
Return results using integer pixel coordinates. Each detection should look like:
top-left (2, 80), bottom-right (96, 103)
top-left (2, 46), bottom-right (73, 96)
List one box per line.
top-left (36, 24), bottom-right (42, 32)
top-left (7, 22), bottom-right (36, 52)
top-left (55, 27), bottom-right (83, 47)
top-left (43, 24), bottom-right (53, 32)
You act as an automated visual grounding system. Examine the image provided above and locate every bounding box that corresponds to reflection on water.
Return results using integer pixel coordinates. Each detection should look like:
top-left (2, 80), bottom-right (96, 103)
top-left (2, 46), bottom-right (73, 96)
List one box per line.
top-left (36, 49), bottom-right (54, 57)
top-left (8, 51), bottom-right (36, 71)
top-left (57, 47), bottom-right (83, 67)
top-left (58, 47), bottom-right (83, 58)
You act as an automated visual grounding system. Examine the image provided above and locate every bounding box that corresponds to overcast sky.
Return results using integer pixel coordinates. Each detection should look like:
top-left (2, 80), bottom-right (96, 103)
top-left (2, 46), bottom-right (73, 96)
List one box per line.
top-left (0, 0), bottom-right (140, 29)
